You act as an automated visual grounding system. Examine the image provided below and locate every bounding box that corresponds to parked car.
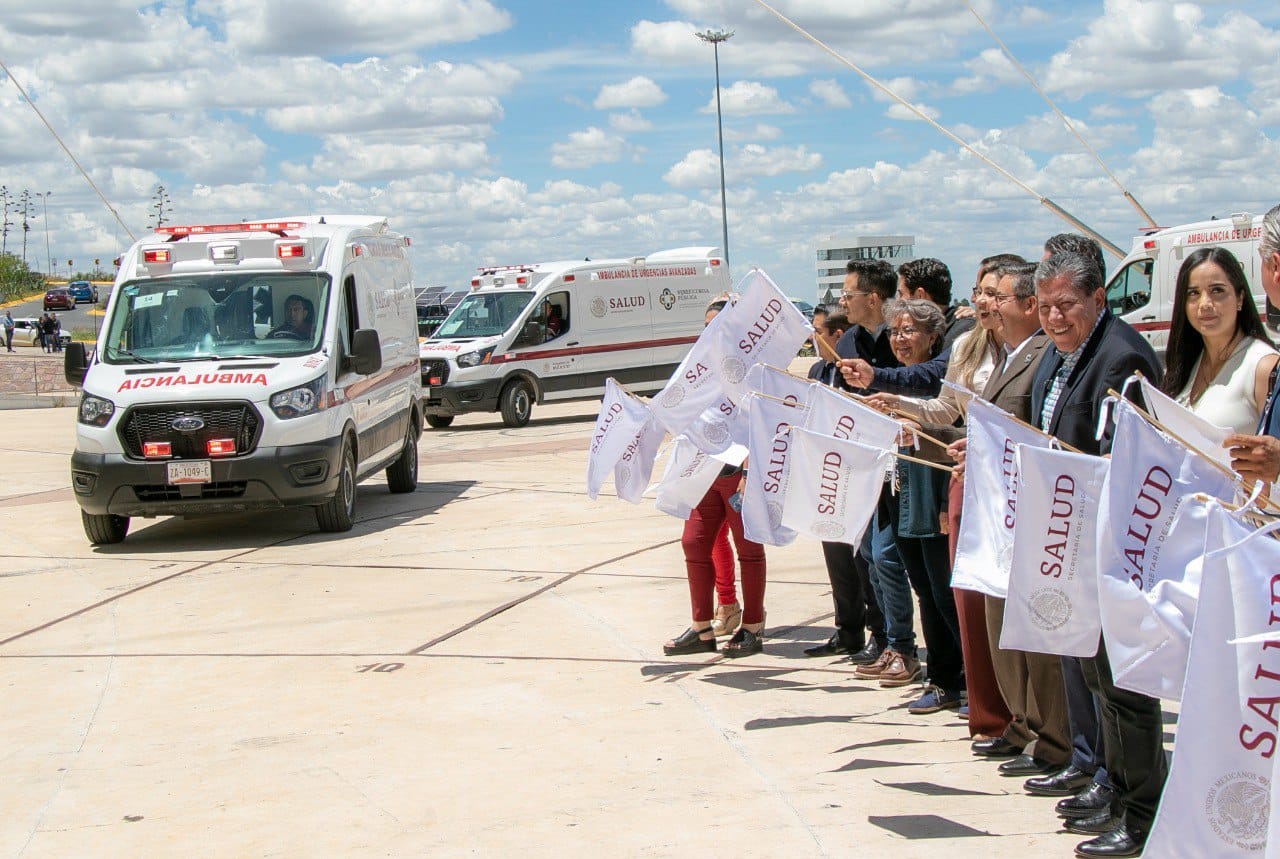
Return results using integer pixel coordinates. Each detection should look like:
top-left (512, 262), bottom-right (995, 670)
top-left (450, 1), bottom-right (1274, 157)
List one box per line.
top-left (10, 317), bottom-right (71, 348)
top-left (43, 288), bottom-right (76, 311)
top-left (67, 280), bottom-right (98, 303)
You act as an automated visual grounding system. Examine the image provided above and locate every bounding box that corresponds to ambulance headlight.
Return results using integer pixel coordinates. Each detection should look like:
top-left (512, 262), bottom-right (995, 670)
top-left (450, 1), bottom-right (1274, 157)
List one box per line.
top-left (270, 376), bottom-right (326, 419)
top-left (78, 395), bottom-right (115, 427)
top-left (456, 347), bottom-right (493, 368)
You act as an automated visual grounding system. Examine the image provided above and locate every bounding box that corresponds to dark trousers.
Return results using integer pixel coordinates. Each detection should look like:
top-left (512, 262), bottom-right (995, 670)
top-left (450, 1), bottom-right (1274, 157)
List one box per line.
top-left (821, 540), bottom-right (885, 652)
top-left (897, 534), bottom-right (964, 693)
top-left (1063, 655), bottom-right (1111, 787)
top-left (985, 596), bottom-right (1071, 764)
top-left (1080, 638), bottom-right (1167, 832)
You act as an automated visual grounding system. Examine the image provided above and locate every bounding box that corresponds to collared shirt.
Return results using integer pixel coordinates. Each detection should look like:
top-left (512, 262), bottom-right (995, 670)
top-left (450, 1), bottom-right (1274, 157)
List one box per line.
top-left (1002, 330), bottom-right (1040, 374)
top-left (1039, 311), bottom-right (1105, 430)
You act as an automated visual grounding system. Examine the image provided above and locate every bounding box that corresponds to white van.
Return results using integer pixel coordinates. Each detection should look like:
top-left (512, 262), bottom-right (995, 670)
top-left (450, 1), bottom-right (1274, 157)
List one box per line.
top-left (419, 247), bottom-right (730, 427)
top-left (64, 216), bottom-right (422, 544)
top-left (1106, 212), bottom-right (1276, 352)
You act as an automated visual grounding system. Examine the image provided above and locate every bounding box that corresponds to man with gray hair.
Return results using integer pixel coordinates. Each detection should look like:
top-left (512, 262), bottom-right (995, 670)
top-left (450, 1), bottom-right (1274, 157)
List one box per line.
top-left (1028, 250), bottom-right (1164, 858)
top-left (1226, 202), bottom-right (1280, 482)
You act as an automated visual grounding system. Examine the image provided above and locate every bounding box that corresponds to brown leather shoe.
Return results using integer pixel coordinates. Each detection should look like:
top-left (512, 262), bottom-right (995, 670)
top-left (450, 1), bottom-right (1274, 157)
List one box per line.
top-left (853, 646), bottom-right (894, 678)
top-left (878, 651), bottom-right (922, 687)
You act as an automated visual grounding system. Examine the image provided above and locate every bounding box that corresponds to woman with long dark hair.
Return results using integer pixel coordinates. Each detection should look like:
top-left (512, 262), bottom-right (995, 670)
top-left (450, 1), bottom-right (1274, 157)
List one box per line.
top-left (1161, 247), bottom-right (1277, 432)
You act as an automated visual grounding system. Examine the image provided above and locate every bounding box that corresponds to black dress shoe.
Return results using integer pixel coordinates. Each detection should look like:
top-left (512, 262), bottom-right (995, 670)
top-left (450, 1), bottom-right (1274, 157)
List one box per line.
top-left (998, 754), bottom-right (1058, 776)
top-left (971, 737), bottom-right (1022, 758)
top-left (1057, 783), bottom-right (1116, 819)
top-left (1074, 824), bottom-right (1145, 858)
top-left (1064, 807), bottom-right (1118, 835)
top-left (804, 635), bottom-right (849, 657)
top-left (663, 627), bottom-right (716, 655)
top-left (847, 638), bottom-right (885, 666)
top-left (1025, 764), bottom-right (1095, 796)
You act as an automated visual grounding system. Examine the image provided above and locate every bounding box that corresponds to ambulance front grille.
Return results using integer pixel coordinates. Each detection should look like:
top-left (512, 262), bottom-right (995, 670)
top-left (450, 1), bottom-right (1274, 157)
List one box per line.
top-left (119, 402), bottom-right (262, 459)
top-left (420, 359), bottom-right (449, 385)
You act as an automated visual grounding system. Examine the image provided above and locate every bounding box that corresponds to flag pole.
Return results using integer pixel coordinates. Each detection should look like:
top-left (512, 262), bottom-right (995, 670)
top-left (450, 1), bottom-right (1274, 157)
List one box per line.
top-left (779, 424), bottom-right (955, 474)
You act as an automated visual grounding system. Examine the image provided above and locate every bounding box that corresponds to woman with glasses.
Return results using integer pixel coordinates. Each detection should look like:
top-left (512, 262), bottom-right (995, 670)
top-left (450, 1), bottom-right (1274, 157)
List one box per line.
top-left (876, 298), bottom-right (967, 715)
top-left (1161, 247), bottom-right (1277, 433)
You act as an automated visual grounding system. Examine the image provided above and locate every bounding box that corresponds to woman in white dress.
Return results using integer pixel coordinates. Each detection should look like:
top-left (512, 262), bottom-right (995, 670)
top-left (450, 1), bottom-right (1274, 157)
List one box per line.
top-left (1161, 247), bottom-right (1279, 433)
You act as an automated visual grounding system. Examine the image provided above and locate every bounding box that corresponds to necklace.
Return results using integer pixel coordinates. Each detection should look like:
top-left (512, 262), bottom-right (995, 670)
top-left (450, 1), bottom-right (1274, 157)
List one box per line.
top-left (1190, 334), bottom-right (1243, 404)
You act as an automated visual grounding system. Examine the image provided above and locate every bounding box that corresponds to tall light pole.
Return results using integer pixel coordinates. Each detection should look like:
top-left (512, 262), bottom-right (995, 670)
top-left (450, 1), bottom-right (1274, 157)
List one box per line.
top-left (695, 28), bottom-right (733, 271)
top-left (36, 191), bottom-right (52, 277)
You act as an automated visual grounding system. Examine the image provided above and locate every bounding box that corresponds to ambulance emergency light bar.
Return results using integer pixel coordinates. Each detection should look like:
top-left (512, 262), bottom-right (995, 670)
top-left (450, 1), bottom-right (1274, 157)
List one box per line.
top-left (156, 221), bottom-right (306, 238)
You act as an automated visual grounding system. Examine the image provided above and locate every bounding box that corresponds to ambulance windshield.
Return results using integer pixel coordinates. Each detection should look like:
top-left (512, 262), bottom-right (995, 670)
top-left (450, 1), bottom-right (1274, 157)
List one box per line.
top-left (102, 273), bottom-right (330, 364)
top-left (433, 291), bottom-right (534, 339)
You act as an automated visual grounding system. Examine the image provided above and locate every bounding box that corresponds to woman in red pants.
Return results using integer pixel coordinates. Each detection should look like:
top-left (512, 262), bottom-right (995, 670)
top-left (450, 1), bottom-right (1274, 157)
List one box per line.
top-left (663, 464), bottom-right (767, 657)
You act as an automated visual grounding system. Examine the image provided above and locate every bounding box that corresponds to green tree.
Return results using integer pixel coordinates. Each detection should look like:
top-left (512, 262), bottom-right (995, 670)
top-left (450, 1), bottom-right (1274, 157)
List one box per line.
top-left (0, 251), bottom-right (45, 301)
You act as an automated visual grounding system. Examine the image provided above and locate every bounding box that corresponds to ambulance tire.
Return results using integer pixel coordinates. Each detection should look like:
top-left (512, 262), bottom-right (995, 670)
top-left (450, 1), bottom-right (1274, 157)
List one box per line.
top-left (499, 379), bottom-right (533, 428)
top-left (316, 439), bottom-right (357, 532)
top-left (386, 419), bottom-right (419, 493)
top-left (82, 510), bottom-right (129, 545)
top-left (425, 414), bottom-right (453, 428)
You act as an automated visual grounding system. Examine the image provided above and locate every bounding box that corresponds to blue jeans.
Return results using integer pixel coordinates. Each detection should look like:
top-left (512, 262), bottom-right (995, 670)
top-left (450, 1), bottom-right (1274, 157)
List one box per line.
top-left (860, 509), bottom-right (915, 653)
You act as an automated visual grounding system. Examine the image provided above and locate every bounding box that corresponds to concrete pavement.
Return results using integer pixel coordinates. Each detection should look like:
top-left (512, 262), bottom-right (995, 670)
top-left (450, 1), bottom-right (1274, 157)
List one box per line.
top-left (0, 387), bottom-right (1168, 857)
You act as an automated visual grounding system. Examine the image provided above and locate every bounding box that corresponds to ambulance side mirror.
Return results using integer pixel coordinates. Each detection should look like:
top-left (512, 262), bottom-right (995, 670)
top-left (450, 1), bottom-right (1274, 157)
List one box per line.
top-left (349, 328), bottom-right (382, 376)
top-left (64, 342), bottom-right (89, 387)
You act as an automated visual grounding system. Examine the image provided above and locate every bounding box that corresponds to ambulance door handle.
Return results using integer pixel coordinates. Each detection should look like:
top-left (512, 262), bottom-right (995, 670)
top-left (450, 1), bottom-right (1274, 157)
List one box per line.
top-left (566, 340), bottom-right (579, 346)
top-left (1141, 315), bottom-right (1156, 320)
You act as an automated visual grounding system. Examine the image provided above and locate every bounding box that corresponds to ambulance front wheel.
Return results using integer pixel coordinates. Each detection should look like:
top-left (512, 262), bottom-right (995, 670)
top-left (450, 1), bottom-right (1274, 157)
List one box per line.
top-left (82, 510), bottom-right (129, 545)
top-left (499, 379), bottom-right (533, 428)
top-left (425, 414), bottom-right (454, 429)
top-left (316, 440), bottom-right (356, 532)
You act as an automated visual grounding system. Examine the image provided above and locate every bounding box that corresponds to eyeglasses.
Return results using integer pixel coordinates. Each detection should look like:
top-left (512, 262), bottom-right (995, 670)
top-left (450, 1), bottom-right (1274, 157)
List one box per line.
top-left (840, 290), bottom-right (871, 301)
top-left (888, 326), bottom-right (922, 338)
top-left (990, 293), bottom-right (1020, 305)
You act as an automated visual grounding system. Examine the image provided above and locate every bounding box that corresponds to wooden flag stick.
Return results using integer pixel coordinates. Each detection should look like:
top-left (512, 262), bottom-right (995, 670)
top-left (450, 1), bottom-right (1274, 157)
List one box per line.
top-left (754, 391), bottom-right (811, 409)
top-left (780, 424), bottom-right (955, 474)
top-left (762, 362), bottom-right (812, 382)
top-left (813, 327), bottom-right (840, 363)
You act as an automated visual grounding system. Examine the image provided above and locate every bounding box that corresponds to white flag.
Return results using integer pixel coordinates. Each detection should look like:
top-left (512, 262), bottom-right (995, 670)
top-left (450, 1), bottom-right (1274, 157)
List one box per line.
top-left (1001, 445), bottom-right (1109, 657)
top-left (1145, 504), bottom-right (1280, 858)
top-left (684, 402), bottom-right (740, 455)
top-left (587, 379), bottom-right (656, 500)
top-left (1098, 399), bottom-right (1239, 698)
top-left (742, 392), bottom-right (805, 546)
top-left (1107, 495), bottom-right (1215, 701)
top-left (952, 398), bottom-right (1053, 598)
top-left (1139, 374), bottom-right (1234, 472)
top-left (747, 362), bottom-right (816, 404)
top-left (613, 415), bottom-right (664, 503)
top-left (648, 269), bottom-right (811, 437)
top-left (781, 427), bottom-right (892, 546)
top-left (802, 384), bottom-right (902, 454)
top-left (653, 435), bottom-right (724, 520)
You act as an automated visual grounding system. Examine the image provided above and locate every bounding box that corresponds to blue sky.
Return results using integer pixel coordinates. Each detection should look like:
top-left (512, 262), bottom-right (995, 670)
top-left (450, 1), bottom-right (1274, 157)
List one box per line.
top-left (1, 0), bottom-right (1278, 301)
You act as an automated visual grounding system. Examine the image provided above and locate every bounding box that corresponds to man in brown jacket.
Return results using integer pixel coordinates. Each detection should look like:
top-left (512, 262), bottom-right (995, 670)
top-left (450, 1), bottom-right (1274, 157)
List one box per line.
top-left (954, 262), bottom-right (1074, 789)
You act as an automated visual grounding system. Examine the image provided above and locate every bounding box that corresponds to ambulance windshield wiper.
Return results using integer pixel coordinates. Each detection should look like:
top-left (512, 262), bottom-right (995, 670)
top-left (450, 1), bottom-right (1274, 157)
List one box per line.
top-left (112, 349), bottom-right (155, 364)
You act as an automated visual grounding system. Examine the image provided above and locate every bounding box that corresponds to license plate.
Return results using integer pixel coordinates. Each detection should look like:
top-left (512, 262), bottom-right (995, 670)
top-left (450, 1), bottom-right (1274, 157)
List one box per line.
top-left (167, 460), bottom-right (212, 485)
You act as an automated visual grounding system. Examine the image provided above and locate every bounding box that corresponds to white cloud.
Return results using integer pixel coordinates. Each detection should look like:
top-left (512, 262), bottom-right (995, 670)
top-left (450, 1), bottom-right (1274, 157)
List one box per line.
top-left (809, 79), bottom-right (851, 108)
top-left (707, 81), bottom-right (795, 116)
top-left (550, 127), bottom-right (632, 169)
top-left (1042, 0), bottom-right (1275, 97)
top-left (282, 139), bottom-right (491, 182)
top-left (886, 102), bottom-right (941, 122)
top-left (735, 144), bottom-right (822, 178)
top-left (725, 124), bottom-right (783, 142)
top-left (950, 47), bottom-right (1021, 95)
top-left (608, 111), bottom-right (654, 133)
top-left (593, 76), bottom-right (667, 110)
top-left (194, 0), bottom-right (512, 56)
top-left (664, 149), bottom-right (720, 189)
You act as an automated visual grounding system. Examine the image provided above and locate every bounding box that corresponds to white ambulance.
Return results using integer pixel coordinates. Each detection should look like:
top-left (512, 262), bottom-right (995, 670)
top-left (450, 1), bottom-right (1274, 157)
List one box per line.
top-left (1105, 212), bottom-right (1276, 352)
top-left (419, 247), bottom-right (730, 427)
top-left (65, 216), bottom-right (422, 544)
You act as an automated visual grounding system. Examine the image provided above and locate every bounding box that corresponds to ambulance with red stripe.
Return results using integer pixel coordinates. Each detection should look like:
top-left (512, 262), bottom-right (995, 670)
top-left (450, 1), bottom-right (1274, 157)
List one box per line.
top-left (1107, 211), bottom-right (1277, 352)
top-left (64, 216), bottom-right (421, 544)
top-left (419, 248), bottom-right (730, 428)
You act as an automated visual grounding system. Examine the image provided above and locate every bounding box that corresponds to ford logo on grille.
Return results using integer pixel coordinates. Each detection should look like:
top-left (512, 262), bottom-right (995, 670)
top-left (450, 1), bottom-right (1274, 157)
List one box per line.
top-left (171, 417), bottom-right (205, 432)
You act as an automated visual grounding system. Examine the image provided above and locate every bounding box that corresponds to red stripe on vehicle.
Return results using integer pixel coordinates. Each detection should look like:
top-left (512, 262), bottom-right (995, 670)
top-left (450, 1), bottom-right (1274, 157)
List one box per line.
top-left (1131, 321), bottom-right (1172, 333)
top-left (488, 335), bottom-right (698, 364)
top-left (339, 361), bottom-right (420, 400)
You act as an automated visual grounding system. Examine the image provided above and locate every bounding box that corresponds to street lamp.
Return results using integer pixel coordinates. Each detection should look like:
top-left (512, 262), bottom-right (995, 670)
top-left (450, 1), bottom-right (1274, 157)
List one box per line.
top-left (36, 191), bottom-right (52, 277)
top-left (695, 28), bottom-right (733, 272)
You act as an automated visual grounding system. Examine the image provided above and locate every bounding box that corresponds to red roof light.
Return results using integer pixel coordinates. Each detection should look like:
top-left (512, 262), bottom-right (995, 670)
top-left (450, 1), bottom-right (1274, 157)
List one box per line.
top-left (158, 221), bottom-right (304, 237)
